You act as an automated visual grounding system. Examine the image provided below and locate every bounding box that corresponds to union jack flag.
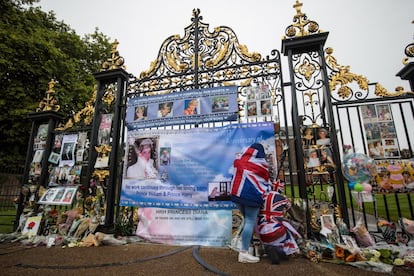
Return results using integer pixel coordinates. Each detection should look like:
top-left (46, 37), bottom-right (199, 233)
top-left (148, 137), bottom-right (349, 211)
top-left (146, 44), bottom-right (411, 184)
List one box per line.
top-left (259, 192), bottom-right (291, 222)
top-left (230, 143), bottom-right (270, 206)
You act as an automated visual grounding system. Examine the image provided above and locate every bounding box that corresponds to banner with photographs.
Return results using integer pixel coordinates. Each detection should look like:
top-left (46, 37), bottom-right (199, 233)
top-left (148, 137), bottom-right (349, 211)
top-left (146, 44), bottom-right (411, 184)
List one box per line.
top-left (126, 86), bottom-right (238, 129)
top-left (38, 186), bottom-right (78, 205)
top-left (120, 122), bottom-right (276, 209)
top-left (361, 104), bottom-right (400, 159)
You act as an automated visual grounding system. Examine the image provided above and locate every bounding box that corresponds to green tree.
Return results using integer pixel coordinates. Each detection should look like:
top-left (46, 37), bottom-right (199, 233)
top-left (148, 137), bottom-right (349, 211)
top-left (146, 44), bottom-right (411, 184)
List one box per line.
top-left (0, 0), bottom-right (112, 167)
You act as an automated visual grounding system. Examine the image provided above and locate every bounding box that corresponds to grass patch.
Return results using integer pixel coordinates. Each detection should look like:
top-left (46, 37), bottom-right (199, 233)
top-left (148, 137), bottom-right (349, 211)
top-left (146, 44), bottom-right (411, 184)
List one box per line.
top-left (285, 184), bottom-right (413, 223)
top-left (0, 210), bottom-right (16, 234)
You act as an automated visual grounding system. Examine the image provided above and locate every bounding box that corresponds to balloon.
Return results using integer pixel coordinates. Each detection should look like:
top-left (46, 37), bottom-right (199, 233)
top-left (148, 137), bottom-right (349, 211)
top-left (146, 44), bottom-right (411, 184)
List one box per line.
top-left (348, 182), bottom-right (356, 190)
top-left (342, 153), bottom-right (376, 183)
top-left (363, 183), bottom-right (372, 192)
top-left (354, 183), bottom-right (363, 192)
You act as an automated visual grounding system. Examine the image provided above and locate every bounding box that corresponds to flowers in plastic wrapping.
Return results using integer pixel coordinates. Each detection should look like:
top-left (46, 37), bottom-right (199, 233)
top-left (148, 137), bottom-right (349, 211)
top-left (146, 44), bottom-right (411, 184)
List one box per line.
top-left (361, 248), bottom-right (401, 265)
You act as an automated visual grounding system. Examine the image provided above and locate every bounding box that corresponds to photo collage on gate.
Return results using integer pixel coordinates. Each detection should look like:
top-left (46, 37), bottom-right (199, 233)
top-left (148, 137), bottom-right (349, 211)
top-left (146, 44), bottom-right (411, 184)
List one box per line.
top-left (245, 84), bottom-right (272, 119)
top-left (302, 125), bottom-right (336, 185)
top-left (361, 104), bottom-right (400, 159)
top-left (40, 131), bottom-right (89, 205)
top-left (360, 104), bottom-right (414, 193)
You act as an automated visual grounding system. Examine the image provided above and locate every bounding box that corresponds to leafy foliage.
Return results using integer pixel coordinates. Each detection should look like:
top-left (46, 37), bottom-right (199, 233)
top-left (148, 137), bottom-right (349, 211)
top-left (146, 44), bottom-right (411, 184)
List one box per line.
top-left (0, 0), bottom-right (112, 167)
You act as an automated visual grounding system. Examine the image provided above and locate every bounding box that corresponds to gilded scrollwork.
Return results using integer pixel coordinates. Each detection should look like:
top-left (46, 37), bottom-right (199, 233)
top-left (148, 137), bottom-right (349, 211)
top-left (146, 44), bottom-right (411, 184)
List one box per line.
top-left (92, 169), bottom-right (110, 183)
top-left (102, 83), bottom-right (117, 112)
top-left (131, 9), bottom-right (279, 96)
top-left (55, 86), bottom-right (97, 131)
top-left (95, 144), bottom-right (112, 158)
top-left (326, 47), bottom-right (413, 99)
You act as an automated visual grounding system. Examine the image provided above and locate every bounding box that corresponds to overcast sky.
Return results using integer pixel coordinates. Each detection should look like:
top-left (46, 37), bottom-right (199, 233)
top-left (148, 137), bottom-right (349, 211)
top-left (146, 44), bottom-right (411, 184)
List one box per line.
top-left (37, 0), bottom-right (413, 92)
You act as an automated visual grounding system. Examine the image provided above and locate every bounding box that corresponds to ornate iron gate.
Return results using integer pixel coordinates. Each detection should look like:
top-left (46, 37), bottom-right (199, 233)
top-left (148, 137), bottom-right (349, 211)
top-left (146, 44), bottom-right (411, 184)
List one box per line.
top-left (13, 4), bottom-right (414, 237)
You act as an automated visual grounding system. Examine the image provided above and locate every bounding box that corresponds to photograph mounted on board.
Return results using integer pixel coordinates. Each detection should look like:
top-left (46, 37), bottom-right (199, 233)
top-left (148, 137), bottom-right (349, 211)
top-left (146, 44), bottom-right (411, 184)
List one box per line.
top-left (157, 102), bottom-right (173, 118)
top-left (135, 105), bottom-right (147, 121)
top-left (126, 137), bottom-right (159, 179)
top-left (211, 96), bottom-right (229, 112)
top-left (183, 99), bottom-right (199, 115)
top-left (208, 182), bottom-right (231, 201)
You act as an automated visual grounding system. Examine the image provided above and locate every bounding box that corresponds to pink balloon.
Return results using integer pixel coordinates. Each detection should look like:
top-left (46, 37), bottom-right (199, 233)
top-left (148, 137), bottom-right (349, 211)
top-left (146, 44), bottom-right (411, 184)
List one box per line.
top-left (363, 183), bottom-right (372, 192)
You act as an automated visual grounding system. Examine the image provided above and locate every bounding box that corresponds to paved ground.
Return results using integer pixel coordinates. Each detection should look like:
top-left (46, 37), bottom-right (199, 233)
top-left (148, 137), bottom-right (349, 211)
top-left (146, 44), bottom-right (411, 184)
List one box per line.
top-left (1, 241), bottom-right (413, 276)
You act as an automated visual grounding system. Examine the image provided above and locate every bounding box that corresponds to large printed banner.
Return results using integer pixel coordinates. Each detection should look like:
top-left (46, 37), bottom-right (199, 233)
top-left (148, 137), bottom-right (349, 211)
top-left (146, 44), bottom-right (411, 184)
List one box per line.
top-left (120, 122), bottom-right (276, 209)
top-left (126, 86), bottom-right (238, 129)
top-left (136, 208), bottom-right (232, 246)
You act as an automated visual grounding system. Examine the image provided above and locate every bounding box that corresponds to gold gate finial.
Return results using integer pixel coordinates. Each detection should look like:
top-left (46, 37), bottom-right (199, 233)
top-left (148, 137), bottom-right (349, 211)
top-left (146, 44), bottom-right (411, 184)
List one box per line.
top-left (36, 79), bottom-right (60, 112)
top-left (283, 0), bottom-right (322, 39)
top-left (101, 39), bottom-right (126, 71)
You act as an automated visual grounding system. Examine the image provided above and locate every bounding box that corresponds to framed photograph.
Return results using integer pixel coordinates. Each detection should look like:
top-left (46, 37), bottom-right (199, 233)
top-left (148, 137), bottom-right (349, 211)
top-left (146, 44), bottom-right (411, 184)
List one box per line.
top-left (320, 214), bottom-right (335, 231)
top-left (48, 152), bottom-right (60, 164)
top-left (39, 188), bottom-right (58, 203)
top-left (61, 187), bottom-right (77, 205)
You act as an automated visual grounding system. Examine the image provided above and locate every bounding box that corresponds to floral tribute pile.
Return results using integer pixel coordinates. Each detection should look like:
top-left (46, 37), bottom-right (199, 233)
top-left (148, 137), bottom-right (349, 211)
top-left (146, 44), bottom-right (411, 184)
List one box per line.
top-left (298, 212), bottom-right (414, 273)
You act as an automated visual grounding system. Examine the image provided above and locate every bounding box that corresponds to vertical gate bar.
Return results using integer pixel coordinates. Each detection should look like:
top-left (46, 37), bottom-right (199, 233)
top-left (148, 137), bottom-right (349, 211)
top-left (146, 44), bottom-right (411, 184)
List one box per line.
top-left (398, 102), bottom-right (414, 155)
top-left (348, 188), bottom-right (356, 226)
top-left (407, 193), bottom-right (414, 218)
top-left (318, 43), bottom-right (349, 225)
top-left (193, 10), bottom-right (200, 89)
top-left (383, 194), bottom-right (391, 221)
top-left (395, 193), bottom-right (402, 219)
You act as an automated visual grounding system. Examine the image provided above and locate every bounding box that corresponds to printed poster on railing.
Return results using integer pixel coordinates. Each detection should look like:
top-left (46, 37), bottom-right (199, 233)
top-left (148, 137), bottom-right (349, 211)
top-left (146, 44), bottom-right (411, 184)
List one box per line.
top-left (136, 208), bottom-right (232, 247)
top-left (120, 122), bottom-right (276, 209)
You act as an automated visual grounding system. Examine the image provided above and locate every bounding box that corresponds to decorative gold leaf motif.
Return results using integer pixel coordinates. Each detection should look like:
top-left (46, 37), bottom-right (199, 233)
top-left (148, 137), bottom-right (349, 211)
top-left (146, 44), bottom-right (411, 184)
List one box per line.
top-left (101, 39), bottom-right (126, 71)
top-left (205, 41), bottom-right (229, 67)
top-left (92, 169), bottom-right (110, 182)
top-left (375, 83), bottom-right (414, 97)
top-left (327, 47), bottom-right (414, 97)
top-left (283, 0), bottom-right (321, 39)
top-left (298, 58), bottom-right (317, 81)
top-left (95, 144), bottom-right (112, 157)
top-left (55, 86), bottom-right (97, 131)
top-left (140, 60), bottom-right (158, 79)
top-left (36, 79), bottom-right (60, 112)
top-left (237, 44), bottom-right (261, 61)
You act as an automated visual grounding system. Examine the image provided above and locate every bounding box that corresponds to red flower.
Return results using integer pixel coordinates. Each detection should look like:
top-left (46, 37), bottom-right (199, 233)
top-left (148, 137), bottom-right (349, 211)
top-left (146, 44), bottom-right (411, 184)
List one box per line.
top-left (28, 221), bottom-right (36, 229)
